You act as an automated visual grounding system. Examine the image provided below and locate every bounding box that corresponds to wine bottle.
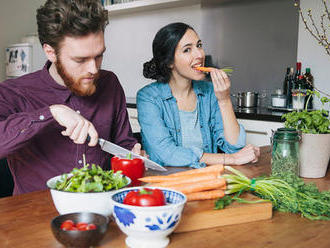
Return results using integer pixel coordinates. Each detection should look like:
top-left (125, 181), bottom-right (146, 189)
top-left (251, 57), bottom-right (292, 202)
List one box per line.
top-left (297, 75), bottom-right (305, 89)
top-left (295, 62), bottom-right (302, 82)
top-left (283, 67), bottom-right (290, 96)
top-left (304, 68), bottom-right (314, 89)
top-left (286, 67), bottom-right (295, 108)
top-left (304, 68), bottom-right (314, 109)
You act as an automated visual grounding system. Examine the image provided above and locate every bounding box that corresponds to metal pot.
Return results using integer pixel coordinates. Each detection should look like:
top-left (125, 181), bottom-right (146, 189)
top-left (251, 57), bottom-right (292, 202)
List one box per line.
top-left (236, 92), bottom-right (259, 108)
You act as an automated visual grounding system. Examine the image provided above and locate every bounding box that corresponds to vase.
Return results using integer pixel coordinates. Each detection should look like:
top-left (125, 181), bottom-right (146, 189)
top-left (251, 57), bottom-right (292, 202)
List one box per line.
top-left (299, 133), bottom-right (330, 178)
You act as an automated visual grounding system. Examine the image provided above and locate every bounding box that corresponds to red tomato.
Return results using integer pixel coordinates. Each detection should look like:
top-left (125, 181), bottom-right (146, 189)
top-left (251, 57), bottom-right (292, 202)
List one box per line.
top-left (86, 223), bottom-right (97, 230)
top-left (111, 156), bottom-right (145, 186)
top-left (60, 220), bottom-right (97, 231)
top-left (123, 188), bottom-right (166, 206)
top-left (60, 220), bottom-right (74, 230)
top-left (76, 222), bottom-right (88, 231)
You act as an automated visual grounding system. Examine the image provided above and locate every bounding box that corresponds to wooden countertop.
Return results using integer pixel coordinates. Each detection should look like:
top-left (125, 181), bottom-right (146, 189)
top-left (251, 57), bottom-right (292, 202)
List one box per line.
top-left (0, 147), bottom-right (329, 248)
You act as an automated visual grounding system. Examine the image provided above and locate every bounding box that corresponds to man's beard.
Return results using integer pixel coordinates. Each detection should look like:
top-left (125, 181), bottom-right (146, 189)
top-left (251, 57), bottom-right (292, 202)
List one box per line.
top-left (55, 58), bottom-right (99, 97)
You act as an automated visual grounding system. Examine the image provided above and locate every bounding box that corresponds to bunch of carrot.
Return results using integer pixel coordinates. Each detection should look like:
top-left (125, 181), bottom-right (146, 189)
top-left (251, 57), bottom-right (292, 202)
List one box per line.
top-left (138, 164), bottom-right (226, 202)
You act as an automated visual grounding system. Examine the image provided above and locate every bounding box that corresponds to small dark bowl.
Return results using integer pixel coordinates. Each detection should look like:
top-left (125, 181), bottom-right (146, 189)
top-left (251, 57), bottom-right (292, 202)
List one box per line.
top-left (51, 212), bottom-right (109, 248)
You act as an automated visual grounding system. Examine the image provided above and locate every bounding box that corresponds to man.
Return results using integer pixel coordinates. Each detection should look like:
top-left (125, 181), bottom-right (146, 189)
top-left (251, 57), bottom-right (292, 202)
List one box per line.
top-left (0, 0), bottom-right (140, 195)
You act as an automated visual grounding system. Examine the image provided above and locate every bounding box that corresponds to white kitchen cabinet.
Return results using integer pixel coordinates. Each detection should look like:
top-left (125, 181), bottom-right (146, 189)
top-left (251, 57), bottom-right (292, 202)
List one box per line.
top-left (127, 108), bottom-right (140, 133)
top-left (237, 119), bottom-right (284, 147)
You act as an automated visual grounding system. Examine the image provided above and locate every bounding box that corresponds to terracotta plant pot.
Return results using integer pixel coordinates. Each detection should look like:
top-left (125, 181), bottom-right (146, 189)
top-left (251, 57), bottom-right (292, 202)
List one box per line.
top-left (299, 133), bottom-right (330, 178)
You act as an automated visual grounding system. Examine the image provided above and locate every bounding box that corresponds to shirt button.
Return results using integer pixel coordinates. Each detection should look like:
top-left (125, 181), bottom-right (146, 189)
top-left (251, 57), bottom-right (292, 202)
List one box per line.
top-left (76, 110), bottom-right (80, 114)
top-left (39, 115), bottom-right (45, 120)
top-left (78, 160), bottom-right (82, 164)
top-left (177, 129), bottom-right (180, 132)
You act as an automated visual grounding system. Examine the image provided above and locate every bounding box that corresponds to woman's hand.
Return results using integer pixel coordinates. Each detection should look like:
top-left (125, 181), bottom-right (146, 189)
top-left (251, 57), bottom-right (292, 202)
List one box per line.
top-left (200, 145), bottom-right (260, 166)
top-left (132, 143), bottom-right (148, 157)
top-left (228, 144), bottom-right (260, 165)
top-left (210, 69), bottom-right (231, 103)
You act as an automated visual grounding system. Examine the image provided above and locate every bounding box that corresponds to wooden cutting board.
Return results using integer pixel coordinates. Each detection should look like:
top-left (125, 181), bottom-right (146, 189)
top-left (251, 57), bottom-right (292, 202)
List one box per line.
top-left (174, 193), bottom-right (272, 233)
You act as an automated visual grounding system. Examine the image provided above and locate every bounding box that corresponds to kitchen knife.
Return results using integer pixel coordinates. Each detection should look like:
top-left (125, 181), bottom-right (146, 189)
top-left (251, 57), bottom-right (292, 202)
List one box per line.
top-left (98, 138), bottom-right (167, 172)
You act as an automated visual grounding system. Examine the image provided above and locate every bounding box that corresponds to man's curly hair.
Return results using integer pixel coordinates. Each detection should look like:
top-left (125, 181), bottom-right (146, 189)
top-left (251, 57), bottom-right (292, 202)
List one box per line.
top-left (37, 0), bottom-right (108, 51)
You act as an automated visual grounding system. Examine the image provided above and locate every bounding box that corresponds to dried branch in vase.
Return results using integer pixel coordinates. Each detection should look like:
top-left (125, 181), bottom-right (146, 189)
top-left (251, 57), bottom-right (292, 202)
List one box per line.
top-left (294, 0), bottom-right (330, 56)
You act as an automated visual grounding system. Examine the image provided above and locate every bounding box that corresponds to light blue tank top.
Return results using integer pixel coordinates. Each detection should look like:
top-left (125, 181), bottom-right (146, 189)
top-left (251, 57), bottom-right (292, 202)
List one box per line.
top-left (178, 106), bottom-right (204, 159)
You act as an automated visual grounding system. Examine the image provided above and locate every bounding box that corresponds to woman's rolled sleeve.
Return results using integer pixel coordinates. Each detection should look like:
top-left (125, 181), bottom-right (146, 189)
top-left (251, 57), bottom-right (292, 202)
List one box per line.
top-left (217, 124), bottom-right (246, 154)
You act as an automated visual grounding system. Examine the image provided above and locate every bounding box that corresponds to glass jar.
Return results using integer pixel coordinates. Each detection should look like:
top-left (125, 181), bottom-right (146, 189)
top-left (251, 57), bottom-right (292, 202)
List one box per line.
top-left (291, 89), bottom-right (307, 110)
top-left (271, 94), bottom-right (287, 108)
top-left (271, 128), bottom-right (301, 177)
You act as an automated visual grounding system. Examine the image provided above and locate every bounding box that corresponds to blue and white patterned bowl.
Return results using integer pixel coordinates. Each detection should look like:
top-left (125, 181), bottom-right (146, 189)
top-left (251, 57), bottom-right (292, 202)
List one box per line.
top-left (110, 187), bottom-right (187, 248)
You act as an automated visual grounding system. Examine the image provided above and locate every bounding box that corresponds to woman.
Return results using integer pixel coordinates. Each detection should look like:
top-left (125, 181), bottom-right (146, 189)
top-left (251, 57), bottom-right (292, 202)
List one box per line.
top-left (137, 22), bottom-right (260, 168)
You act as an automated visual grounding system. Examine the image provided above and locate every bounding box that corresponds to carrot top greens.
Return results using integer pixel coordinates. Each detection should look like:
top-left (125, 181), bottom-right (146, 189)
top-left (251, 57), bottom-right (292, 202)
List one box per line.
top-left (215, 166), bottom-right (330, 220)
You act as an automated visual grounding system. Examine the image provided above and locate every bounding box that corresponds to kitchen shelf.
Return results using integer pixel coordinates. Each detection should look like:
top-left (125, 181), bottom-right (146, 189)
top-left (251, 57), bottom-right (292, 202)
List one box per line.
top-left (105, 0), bottom-right (201, 16)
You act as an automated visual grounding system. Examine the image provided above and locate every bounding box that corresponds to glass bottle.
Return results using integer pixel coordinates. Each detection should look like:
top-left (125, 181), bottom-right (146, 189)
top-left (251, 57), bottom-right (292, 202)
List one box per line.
top-left (294, 62), bottom-right (302, 82)
top-left (271, 128), bottom-right (301, 177)
top-left (304, 68), bottom-right (314, 109)
top-left (283, 67), bottom-right (290, 97)
top-left (286, 67), bottom-right (294, 108)
top-left (304, 68), bottom-right (314, 88)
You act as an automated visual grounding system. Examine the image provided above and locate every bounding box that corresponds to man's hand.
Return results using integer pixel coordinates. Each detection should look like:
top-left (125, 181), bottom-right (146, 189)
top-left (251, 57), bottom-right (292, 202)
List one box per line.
top-left (49, 104), bottom-right (98, 146)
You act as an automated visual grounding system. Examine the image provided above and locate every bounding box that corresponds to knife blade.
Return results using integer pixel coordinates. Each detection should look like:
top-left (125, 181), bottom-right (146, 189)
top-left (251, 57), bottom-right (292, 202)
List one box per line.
top-left (98, 138), bottom-right (167, 172)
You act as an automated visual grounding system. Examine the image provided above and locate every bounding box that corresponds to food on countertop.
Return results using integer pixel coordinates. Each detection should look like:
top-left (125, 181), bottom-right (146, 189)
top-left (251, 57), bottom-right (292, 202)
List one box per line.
top-left (139, 164), bottom-right (226, 201)
top-left (60, 220), bottom-right (74, 231)
top-left (186, 189), bottom-right (225, 201)
top-left (216, 166), bottom-right (330, 220)
top-left (111, 154), bottom-right (145, 186)
top-left (152, 178), bottom-right (226, 195)
top-left (149, 173), bottom-right (219, 187)
top-left (60, 219), bottom-right (97, 231)
top-left (139, 164), bottom-right (224, 183)
top-left (55, 163), bottom-right (128, 192)
top-left (123, 188), bottom-right (166, 207)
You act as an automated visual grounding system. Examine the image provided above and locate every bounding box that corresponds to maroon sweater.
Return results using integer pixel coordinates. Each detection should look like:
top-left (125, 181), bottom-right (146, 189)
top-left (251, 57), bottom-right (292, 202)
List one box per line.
top-left (0, 61), bottom-right (136, 195)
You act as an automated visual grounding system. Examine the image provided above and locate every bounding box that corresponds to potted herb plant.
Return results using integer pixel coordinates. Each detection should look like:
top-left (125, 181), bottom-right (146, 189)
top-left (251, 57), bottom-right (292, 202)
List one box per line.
top-left (282, 90), bottom-right (330, 178)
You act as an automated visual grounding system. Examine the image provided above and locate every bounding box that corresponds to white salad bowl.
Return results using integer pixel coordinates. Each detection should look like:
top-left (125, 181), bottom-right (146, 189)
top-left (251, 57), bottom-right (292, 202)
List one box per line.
top-left (47, 174), bottom-right (131, 216)
top-left (110, 187), bottom-right (187, 248)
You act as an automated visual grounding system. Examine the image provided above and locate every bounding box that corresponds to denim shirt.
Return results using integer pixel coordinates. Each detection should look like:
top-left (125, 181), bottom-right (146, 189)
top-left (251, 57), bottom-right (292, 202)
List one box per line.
top-left (136, 80), bottom-right (246, 168)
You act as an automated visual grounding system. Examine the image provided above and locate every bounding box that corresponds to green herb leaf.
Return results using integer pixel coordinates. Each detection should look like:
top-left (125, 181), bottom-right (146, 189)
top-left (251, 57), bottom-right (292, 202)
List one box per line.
top-left (281, 90), bottom-right (330, 134)
top-left (214, 195), bottom-right (233, 210)
top-left (55, 163), bottom-right (128, 192)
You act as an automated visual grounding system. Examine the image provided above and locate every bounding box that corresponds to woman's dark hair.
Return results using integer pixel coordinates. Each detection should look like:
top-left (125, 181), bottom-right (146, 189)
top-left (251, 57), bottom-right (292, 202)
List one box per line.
top-left (143, 22), bottom-right (194, 82)
top-left (36, 0), bottom-right (108, 52)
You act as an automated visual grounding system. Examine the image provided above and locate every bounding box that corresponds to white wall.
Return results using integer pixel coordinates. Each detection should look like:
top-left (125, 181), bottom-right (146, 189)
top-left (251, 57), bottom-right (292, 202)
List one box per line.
top-left (297, 0), bottom-right (330, 110)
top-left (103, 5), bottom-right (202, 98)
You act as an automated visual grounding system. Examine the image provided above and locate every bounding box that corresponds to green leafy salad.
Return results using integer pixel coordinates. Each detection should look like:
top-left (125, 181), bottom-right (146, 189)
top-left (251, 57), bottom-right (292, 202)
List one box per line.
top-left (55, 164), bottom-right (128, 192)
